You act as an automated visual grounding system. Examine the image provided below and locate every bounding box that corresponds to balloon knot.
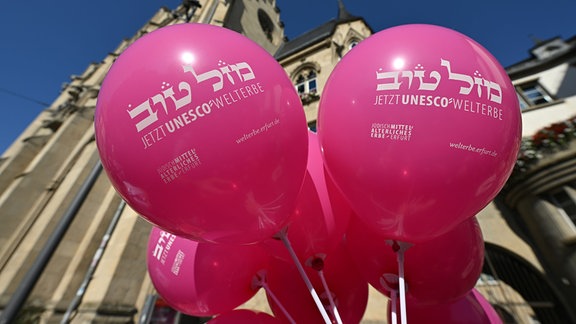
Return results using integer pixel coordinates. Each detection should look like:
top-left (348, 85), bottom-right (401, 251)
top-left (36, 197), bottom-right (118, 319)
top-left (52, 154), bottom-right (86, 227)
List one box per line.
top-left (251, 269), bottom-right (267, 290)
top-left (311, 257), bottom-right (325, 271)
top-left (380, 273), bottom-right (400, 292)
top-left (392, 241), bottom-right (400, 253)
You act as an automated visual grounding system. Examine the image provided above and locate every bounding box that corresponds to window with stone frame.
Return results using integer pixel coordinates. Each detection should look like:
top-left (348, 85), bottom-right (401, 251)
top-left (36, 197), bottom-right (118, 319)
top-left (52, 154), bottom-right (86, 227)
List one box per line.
top-left (348, 39), bottom-right (359, 51)
top-left (516, 81), bottom-right (554, 109)
top-left (257, 9), bottom-right (274, 41)
top-left (295, 69), bottom-right (319, 104)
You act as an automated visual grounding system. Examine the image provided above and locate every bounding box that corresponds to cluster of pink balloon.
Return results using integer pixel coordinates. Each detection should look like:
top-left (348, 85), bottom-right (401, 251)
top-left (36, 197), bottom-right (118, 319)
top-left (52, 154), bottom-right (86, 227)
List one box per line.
top-left (95, 22), bottom-right (521, 323)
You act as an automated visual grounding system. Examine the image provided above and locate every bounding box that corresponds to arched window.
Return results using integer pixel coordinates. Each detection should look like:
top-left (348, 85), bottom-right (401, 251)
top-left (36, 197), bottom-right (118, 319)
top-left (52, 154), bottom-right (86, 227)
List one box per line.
top-left (257, 9), bottom-right (274, 41)
top-left (348, 39), bottom-right (359, 50)
top-left (295, 70), bottom-right (317, 95)
top-left (294, 69), bottom-right (319, 104)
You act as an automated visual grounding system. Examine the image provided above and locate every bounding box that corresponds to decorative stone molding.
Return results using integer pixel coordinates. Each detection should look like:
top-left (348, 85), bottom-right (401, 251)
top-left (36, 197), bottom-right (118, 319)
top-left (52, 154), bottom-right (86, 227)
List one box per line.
top-left (505, 116), bottom-right (576, 207)
top-left (512, 115), bottom-right (576, 181)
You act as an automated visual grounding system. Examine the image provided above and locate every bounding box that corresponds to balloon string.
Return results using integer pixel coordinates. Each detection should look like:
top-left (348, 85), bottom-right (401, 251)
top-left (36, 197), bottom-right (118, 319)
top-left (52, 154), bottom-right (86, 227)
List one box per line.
top-left (390, 290), bottom-right (398, 324)
top-left (380, 272), bottom-right (399, 324)
top-left (258, 279), bottom-right (297, 324)
top-left (395, 241), bottom-right (410, 324)
top-left (277, 229), bottom-right (332, 324)
top-left (317, 269), bottom-right (343, 324)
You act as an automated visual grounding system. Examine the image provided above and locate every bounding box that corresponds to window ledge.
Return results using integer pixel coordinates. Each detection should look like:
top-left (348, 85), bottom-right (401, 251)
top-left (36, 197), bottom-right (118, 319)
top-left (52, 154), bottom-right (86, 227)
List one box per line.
top-left (300, 93), bottom-right (320, 105)
top-left (522, 99), bottom-right (566, 113)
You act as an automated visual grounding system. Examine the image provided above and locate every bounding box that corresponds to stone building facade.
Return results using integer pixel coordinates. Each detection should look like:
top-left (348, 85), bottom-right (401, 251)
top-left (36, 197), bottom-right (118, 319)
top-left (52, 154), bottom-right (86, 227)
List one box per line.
top-left (0, 0), bottom-right (575, 323)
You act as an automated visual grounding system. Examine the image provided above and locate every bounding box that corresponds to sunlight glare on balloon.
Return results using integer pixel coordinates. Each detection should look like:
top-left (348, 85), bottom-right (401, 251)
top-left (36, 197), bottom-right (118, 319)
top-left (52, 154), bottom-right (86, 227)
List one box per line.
top-left (393, 57), bottom-right (405, 69)
top-left (181, 51), bottom-right (195, 64)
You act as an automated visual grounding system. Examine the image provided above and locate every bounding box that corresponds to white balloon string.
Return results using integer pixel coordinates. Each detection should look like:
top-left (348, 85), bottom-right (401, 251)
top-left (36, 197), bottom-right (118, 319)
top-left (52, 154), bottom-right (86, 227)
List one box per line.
top-left (257, 278), bottom-right (297, 324)
top-left (380, 272), bottom-right (399, 324)
top-left (391, 289), bottom-right (398, 324)
top-left (278, 230), bottom-right (332, 324)
top-left (396, 241), bottom-right (410, 324)
top-left (317, 269), bottom-right (343, 324)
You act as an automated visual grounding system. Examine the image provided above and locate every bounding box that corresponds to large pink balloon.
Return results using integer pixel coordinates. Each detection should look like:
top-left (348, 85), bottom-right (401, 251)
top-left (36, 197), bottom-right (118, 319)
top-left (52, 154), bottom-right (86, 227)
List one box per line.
top-left (345, 215), bottom-right (484, 305)
top-left (388, 290), bottom-right (503, 324)
top-left (318, 24), bottom-right (521, 242)
top-left (263, 131), bottom-right (353, 264)
top-left (95, 23), bottom-right (308, 244)
top-left (146, 227), bottom-right (269, 316)
top-left (208, 309), bottom-right (282, 324)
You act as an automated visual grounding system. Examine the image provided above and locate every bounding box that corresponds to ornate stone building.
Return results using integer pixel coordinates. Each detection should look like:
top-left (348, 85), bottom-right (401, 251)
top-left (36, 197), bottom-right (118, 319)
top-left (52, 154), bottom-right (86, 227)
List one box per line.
top-left (0, 0), bottom-right (575, 323)
top-left (485, 35), bottom-right (576, 323)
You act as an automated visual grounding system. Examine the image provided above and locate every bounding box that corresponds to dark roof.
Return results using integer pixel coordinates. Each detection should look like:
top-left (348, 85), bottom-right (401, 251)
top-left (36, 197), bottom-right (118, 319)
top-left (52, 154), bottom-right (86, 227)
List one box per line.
top-left (274, 1), bottom-right (369, 60)
top-left (505, 35), bottom-right (576, 80)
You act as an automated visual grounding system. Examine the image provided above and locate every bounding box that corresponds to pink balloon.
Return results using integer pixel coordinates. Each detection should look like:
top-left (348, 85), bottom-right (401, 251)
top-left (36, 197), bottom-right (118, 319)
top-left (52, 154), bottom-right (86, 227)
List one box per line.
top-left (345, 215), bottom-right (484, 305)
top-left (208, 309), bottom-right (282, 324)
top-left (95, 23), bottom-right (308, 244)
top-left (318, 24), bottom-right (521, 242)
top-left (263, 131), bottom-right (353, 263)
top-left (146, 226), bottom-right (269, 316)
top-left (388, 291), bottom-right (503, 324)
top-left (471, 289), bottom-right (505, 323)
top-left (265, 243), bottom-right (368, 324)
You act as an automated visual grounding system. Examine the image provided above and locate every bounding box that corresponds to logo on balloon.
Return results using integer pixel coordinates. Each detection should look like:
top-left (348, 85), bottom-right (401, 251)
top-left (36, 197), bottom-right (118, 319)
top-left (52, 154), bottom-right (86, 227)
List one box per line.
top-left (156, 148), bottom-right (202, 184)
top-left (151, 230), bottom-right (176, 265)
top-left (151, 230), bottom-right (186, 275)
top-left (370, 123), bottom-right (413, 141)
top-left (373, 59), bottom-right (504, 121)
top-left (126, 60), bottom-right (265, 150)
top-left (171, 250), bottom-right (185, 275)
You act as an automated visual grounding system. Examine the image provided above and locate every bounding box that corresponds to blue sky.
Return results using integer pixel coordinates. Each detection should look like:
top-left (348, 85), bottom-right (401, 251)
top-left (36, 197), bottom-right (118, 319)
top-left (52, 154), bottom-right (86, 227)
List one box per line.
top-left (0, 0), bottom-right (574, 153)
